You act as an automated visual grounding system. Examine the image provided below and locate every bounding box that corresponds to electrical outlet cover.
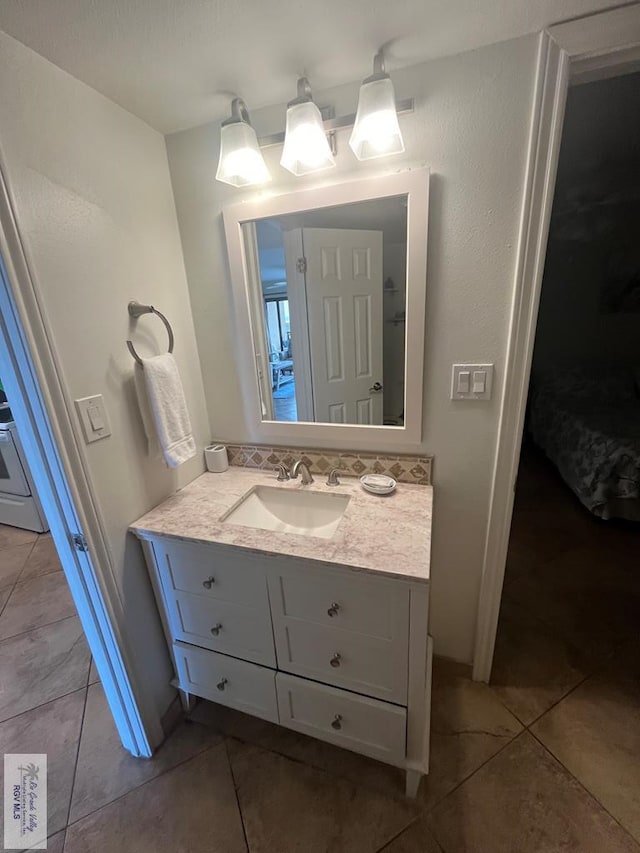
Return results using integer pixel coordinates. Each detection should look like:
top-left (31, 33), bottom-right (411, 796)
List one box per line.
top-left (451, 364), bottom-right (494, 400)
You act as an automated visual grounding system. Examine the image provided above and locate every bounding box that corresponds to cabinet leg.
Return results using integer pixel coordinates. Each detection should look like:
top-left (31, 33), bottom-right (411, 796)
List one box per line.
top-left (178, 689), bottom-right (196, 713)
top-left (405, 769), bottom-right (423, 799)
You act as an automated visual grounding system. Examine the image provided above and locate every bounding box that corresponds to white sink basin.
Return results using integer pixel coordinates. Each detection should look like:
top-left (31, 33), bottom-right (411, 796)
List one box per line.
top-left (221, 485), bottom-right (350, 539)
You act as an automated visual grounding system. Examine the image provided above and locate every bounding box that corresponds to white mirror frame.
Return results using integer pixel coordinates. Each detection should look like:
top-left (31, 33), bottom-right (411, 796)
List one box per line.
top-left (223, 168), bottom-right (429, 450)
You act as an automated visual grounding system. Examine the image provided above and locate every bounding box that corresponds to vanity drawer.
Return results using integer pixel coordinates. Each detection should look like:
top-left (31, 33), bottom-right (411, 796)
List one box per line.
top-left (166, 591), bottom-right (276, 667)
top-left (268, 565), bottom-right (410, 640)
top-left (276, 672), bottom-right (406, 767)
top-left (153, 539), bottom-right (269, 608)
top-left (274, 619), bottom-right (407, 704)
top-left (173, 641), bottom-right (278, 723)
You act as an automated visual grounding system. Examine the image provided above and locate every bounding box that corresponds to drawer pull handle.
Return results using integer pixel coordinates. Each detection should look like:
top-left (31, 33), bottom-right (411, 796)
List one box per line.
top-left (331, 714), bottom-right (342, 730)
top-left (210, 623), bottom-right (223, 636)
top-left (327, 602), bottom-right (340, 617)
top-left (217, 678), bottom-right (228, 691)
top-left (330, 653), bottom-right (341, 668)
top-left (202, 576), bottom-right (215, 589)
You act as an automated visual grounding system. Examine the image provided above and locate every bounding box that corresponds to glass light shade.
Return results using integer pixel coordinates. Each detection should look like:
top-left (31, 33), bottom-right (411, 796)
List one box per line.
top-left (349, 76), bottom-right (404, 161)
top-left (216, 121), bottom-right (271, 187)
top-left (280, 101), bottom-right (335, 176)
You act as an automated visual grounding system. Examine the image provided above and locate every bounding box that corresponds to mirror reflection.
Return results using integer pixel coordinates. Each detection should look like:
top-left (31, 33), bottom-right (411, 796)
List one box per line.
top-left (243, 195), bottom-right (408, 425)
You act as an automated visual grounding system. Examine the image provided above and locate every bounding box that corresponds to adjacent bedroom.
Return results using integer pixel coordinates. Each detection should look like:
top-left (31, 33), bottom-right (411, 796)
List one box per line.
top-left (491, 69), bottom-right (640, 727)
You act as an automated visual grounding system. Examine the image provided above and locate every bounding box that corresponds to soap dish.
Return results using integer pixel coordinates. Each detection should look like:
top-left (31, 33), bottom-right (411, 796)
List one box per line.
top-left (360, 474), bottom-right (397, 495)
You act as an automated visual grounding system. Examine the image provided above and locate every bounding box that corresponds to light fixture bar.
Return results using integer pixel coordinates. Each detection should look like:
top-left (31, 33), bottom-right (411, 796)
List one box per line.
top-left (257, 97), bottom-right (414, 148)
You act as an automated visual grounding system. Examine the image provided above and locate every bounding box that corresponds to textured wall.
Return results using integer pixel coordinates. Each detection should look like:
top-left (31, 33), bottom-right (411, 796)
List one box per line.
top-left (166, 35), bottom-right (540, 663)
top-left (0, 32), bottom-right (209, 723)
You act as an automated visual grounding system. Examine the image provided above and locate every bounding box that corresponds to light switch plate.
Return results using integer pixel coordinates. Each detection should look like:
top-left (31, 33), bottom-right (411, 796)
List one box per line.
top-left (75, 394), bottom-right (112, 443)
top-left (451, 364), bottom-right (494, 400)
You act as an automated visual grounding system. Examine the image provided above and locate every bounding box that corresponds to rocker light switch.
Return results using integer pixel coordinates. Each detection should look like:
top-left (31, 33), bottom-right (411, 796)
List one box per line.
top-left (75, 395), bottom-right (112, 443)
top-left (472, 370), bottom-right (486, 394)
top-left (87, 405), bottom-right (105, 432)
top-left (457, 371), bottom-right (471, 394)
top-left (451, 364), bottom-right (494, 400)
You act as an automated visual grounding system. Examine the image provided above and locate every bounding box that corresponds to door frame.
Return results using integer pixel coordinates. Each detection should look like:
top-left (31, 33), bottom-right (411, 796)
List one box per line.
top-left (242, 221), bottom-right (275, 420)
top-left (473, 4), bottom-right (640, 682)
top-left (0, 163), bottom-right (157, 756)
top-left (283, 228), bottom-right (315, 422)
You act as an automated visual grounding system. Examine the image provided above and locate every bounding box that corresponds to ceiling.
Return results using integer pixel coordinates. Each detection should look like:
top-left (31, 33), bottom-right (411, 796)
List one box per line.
top-left (0, 0), bottom-right (619, 134)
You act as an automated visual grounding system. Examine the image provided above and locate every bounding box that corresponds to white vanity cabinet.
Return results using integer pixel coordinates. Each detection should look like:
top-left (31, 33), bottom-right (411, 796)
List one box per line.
top-left (137, 534), bottom-right (432, 797)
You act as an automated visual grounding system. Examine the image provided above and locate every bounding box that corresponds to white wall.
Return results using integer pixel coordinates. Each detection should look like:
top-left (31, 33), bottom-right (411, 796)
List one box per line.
top-left (0, 32), bottom-right (209, 721)
top-left (166, 35), bottom-right (540, 663)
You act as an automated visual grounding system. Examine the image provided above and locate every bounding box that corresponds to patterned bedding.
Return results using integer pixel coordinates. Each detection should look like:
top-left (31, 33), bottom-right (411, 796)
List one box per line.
top-left (529, 368), bottom-right (640, 520)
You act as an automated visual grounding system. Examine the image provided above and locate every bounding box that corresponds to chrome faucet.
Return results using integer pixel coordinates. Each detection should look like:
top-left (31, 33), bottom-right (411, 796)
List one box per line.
top-left (291, 460), bottom-right (314, 485)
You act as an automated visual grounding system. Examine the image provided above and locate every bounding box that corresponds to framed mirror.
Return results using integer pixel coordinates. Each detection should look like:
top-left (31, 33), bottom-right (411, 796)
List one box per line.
top-left (223, 169), bottom-right (429, 449)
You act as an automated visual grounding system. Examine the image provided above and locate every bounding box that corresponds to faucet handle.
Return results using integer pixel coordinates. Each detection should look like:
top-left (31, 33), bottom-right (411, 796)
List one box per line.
top-left (275, 463), bottom-right (290, 482)
top-left (326, 468), bottom-right (342, 486)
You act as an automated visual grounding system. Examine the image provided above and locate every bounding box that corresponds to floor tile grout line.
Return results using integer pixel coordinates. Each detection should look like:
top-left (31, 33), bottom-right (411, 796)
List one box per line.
top-left (62, 726), bottom-right (226, 832)
top-left (422, 728), bottom-right (525, 817)
top-left (420, 724), bottom-right (639, 853)
top-left (528, 727), bottom-right (640, 847)
top-left (222, 720), bottom-right (520, 822)
top-left (224, 738), bottom-right (252, 852)
top-left (221, 733), bottom-right (431, 851)
top-left (0, 610), bottom-right (80, 645)
top-left (0, 585), bottom-right (14, 620)
top-left (0, 684), bottom-right (90, 729)
top-left (218, 729), bottom-right (417, 806)
top-left (0, 535), bottom-right (39, 561)
top-left (15, 533), bottom-right (54, 582)
top-left (489, 600), bottom-right (631, 731)
top-left (488, 668), bottom-right (592, 731)
top-left (519, 662), bottom-right (606, 730)
top-left (14, 566), bottom-right (64, 587)
top-left (487, 572), bottom-right (624, 729)
top-left (64, 676), bottom-right (92, 832)
top-left (0, 536), bottom-right (39, 574)
top-left (85, 656), bottom-right (94, 689)
top-left (0, 540), bottom-right (37, 618)
top-left (375, 814), bottom-right (428, 852)
top-left (211, 720), bottom-right (522, 815)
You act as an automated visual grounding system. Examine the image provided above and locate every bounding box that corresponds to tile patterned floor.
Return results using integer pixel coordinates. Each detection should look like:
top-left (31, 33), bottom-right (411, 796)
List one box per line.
top-left (1, 444), bottom-right (639, 853)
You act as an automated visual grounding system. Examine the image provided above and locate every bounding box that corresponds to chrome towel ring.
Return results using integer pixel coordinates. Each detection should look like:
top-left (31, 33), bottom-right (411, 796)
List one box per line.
top-left (126, 301), bottom-right (175, 366)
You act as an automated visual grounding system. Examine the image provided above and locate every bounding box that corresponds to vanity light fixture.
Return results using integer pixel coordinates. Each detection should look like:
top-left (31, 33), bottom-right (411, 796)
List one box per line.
top-left (280, 77), bottom-right (336, 176)
top-left (349, 50), bottom-right (405, 160)
top-left (216, 98), bottom-right (271, 187)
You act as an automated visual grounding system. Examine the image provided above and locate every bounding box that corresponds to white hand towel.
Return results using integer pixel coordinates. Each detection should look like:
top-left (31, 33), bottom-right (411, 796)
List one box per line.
top-left (133, 364), bottom-right (162, 458)
top-left (138, 353), bottom-right (196, 468)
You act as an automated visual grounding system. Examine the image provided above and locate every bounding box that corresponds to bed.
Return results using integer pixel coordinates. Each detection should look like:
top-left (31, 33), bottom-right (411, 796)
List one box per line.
top-left (528, 367), bottom-right (640, 521)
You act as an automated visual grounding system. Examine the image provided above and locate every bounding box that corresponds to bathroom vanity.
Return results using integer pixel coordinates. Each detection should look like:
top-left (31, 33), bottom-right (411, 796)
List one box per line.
top-left (130, 466), bottom-right (432, 797)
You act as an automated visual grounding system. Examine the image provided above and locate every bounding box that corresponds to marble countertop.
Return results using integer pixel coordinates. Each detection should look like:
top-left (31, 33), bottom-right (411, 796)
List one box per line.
top-left (129, 468), bottom-right (432, 583)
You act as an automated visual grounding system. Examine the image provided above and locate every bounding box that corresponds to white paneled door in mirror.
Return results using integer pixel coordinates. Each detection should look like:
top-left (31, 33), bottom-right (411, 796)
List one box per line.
top-left (304, 228), bottom-right (383, 425)
top-left (223, 169), bottom-right (429, 450)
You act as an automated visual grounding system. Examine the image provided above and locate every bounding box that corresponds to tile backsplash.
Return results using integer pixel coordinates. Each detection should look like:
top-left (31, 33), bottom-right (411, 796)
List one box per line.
top-left (225, 444), bottom-right (432, 486)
